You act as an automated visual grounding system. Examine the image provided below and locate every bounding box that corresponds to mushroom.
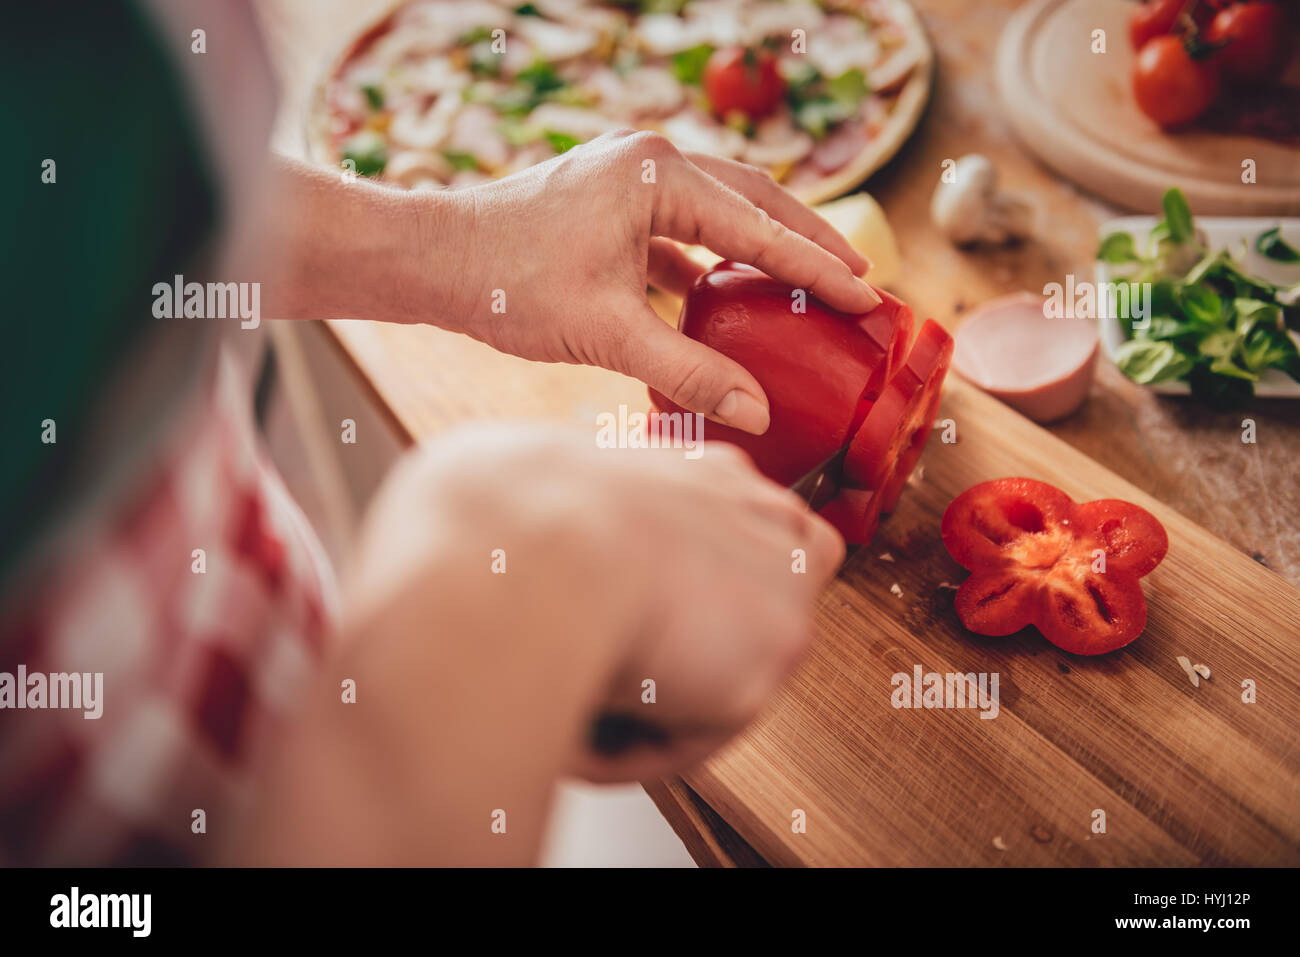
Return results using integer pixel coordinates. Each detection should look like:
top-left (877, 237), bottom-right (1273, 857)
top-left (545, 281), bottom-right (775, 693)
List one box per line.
top-left (930, 154), bottom-right (1034, 246)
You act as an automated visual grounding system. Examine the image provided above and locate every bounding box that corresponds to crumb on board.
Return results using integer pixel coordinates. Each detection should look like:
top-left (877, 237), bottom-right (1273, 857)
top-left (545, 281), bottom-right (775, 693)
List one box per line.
top-left (879, 551), bottom-right (895, 562)
top-left (907, 464), bottom-right (925, 486)
top-left (890, 583), bottom-right (904, 598)
top-left (1175, 655), bottom-right (1209, 688)
top-left (937, 581), bottom-right (958, 591)
top-left (992, 835), bottom-right (1007, 851)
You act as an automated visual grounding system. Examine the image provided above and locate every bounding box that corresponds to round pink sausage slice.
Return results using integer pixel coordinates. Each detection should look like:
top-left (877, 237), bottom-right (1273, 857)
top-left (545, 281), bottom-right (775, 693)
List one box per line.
top-left (952, 292), bottom-right (1098, 423)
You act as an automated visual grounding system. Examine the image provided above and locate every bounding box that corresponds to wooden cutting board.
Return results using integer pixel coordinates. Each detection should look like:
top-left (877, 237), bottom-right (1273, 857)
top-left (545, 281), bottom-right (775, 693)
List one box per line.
top-left (681, 374), bottom-right (1300, 866)
top-left (997, 0), bottom-right (1300, 215)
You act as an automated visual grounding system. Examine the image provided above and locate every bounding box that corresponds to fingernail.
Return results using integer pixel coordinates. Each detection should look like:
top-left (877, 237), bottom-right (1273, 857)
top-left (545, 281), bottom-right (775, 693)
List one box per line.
top-left (713, 389), bottom-right (770, 435)
top-left (857, 278), bottom-right (883, 310)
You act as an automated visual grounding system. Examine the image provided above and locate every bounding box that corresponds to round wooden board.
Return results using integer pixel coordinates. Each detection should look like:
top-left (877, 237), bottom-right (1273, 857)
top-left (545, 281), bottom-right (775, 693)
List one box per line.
top-left (304, 0), bottom-right (934, 206)
top-left (996, 0), bottom-right (1300, 215)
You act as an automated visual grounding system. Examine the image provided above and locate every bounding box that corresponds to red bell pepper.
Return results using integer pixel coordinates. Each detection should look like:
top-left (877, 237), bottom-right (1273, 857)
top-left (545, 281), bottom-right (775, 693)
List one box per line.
top-left (941, 478), bottom-right (1169, 655)
top-left (833, 318), bottom-right (954, 542)
top-left (649, 262), bottom-right (910, 487)
top-left (649, 262), bottom-right (952, 545)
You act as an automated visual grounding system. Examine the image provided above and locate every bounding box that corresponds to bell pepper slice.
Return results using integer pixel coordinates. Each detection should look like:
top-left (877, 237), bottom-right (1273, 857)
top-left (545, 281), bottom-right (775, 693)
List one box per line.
top-left (941, 478), bottom-right (1169, 655)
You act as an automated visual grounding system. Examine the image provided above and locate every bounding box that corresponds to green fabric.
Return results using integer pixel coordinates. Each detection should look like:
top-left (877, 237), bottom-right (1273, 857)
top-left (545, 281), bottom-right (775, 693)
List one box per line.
top-left (0, 0), bottom-right (219, 581)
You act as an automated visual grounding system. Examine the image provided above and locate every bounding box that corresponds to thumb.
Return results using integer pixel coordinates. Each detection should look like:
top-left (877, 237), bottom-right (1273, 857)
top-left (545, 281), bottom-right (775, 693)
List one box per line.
top-left (627, 302), bottom-right (771, 435)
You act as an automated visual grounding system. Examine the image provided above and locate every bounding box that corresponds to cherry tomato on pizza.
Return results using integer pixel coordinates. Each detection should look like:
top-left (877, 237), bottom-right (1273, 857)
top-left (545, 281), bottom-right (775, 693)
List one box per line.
top-left (703, 46), bottom-right (786, 122)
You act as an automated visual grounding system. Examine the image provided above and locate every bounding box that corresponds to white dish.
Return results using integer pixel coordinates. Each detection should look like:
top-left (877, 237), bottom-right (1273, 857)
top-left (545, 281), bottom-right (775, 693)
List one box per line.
top-left (1095, 216), bottom-right (1300, 398)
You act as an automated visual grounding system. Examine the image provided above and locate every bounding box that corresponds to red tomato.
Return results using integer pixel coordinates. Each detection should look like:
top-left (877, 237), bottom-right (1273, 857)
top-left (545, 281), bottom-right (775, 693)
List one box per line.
top-left (941, 478), bottom-right (1169, 655)
top-left (703, 46), bottom-right (786, 121)
top-left (1132, 34), bottom-right (1221, 128)
top-left (1206, 2), bottom-right (1294, 87)
top-left (1129, 0), bottom-right (1191, 50)
top-left (648, 262), bottom-right (907, 487)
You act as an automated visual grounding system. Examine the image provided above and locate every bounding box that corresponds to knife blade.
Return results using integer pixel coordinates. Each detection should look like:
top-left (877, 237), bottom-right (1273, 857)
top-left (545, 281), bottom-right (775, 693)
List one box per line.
top-left (788, 441), bottom-right (851, 510)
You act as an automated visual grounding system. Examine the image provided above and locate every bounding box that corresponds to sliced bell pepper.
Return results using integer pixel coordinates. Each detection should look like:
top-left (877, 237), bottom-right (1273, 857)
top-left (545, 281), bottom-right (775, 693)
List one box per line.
top-left (820, 319), bottom-right (954, 542)
top-left (648, 261), bottom-right (910, 486)
top-left (941, 478), bottom-right (1169, 655)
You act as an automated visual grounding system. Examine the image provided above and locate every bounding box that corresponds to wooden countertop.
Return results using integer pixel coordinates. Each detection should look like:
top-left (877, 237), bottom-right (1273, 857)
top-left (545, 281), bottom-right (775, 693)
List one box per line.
top-left (257, 0), bottom-right (1300, 865)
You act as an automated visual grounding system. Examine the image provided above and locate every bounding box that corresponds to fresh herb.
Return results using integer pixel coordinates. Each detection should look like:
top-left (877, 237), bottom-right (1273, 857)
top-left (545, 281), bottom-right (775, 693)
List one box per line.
top-left (360, 83), bottom-right (384, 111)
top-left (516, 60), bottom-right (566, 95)
top-left (342, 131), bottom-right (387, 177)
top-left (544, 130), bottom-right (581, 153)
top-left (671, 43), bottom-right (714, 85)
top-left (786, 66), bottom-right (870, 139)
top-left (1098, 187), bottom-right (1300, 408)
top-left (1115, 340), bottom-right (1194, 384)
top-left (611, 0), bottom-right (687, 13)
top-left (1097, 232), bottom-right (1138, 264)
top-left (514, 2), bottom-right (541, 15)
top-left (441, 150), bottom-right (481, 172)
top-left (459, 26), bottom-right (503, 77)
top-left (489, 60), bottom-right (573, 114)
top-left (1256, 226), bottom-right (1300, 263)
top-left (1162, 187), bottom-right (1194, 244)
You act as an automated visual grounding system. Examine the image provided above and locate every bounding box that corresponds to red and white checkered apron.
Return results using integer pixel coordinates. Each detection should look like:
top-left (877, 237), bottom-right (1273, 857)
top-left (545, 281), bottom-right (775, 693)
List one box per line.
top-left (0, 346), bottom-right (338, 865)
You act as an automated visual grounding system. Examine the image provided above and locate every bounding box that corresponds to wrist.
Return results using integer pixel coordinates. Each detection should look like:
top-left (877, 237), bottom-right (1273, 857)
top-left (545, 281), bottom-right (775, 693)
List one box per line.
top-left (258, 156), bottom-right (480, 328)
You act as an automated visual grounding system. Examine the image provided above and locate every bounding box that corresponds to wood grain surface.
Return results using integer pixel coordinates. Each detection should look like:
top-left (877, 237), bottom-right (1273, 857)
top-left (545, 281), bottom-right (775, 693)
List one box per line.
top-left (998, 0), bottom-right (1300, 215)
top-left (255, 0), bottom-right (1300, 865)
top-left (683, 376), bottom-right (1300, 866)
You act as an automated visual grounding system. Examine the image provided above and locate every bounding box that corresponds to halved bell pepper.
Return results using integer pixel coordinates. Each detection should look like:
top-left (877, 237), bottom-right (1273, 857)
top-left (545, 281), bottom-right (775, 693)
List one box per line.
top-left (648, 261), bottom-right (910, 486)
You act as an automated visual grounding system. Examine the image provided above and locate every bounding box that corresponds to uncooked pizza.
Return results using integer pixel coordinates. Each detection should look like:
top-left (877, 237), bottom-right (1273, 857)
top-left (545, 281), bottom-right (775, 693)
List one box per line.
top-left (310, 0), bottom-right (932, 203)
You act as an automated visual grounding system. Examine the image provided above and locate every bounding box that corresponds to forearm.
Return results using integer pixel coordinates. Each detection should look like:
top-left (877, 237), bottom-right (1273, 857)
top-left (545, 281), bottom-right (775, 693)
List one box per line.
top-left (239, 546), bottom-right (623, 865)
top-left (249, 154), bottom-right (476, 328)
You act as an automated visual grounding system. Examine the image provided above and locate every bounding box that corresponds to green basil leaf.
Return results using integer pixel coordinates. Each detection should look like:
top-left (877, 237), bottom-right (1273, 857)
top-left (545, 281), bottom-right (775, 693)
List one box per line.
top-left (1241, 327), bottom-right (1290, 373)
top-left (1115, 339), bottom-right (1194, 384)
top-left (827, 68), bottom-right (869, 107)
top-left (1097, 232), bottom-right (1139, 264)
top-left (543, 130), bottom-right (580, 153)
top-left (1197, 329), bottom-right (1240, 360)
top-left (1144, 315), bottom-right (1193, 340)
top-left (1162, 187), bottom-right (1194, 244)
top-left (1183, 248), bottom-right (1227, 285)
top-left (1234, 298), bottom-right (1281, 340)
top-left (670, 44), bottom-right (714, 85)
top-left (1178, 284), bottom-right (1223, 326)
top-left (794, 97), bottom-right (847, 138)
top-left (1208, 357), bottom-right (1258, 381)
top-left (342, 131), bottom-right (387, 177)
top-left (1255, 226), bottom-right (1300, 263)
top-left (441, 150), bottom-right (480, 172)
top-left (361, 83), bottom-right (384, 110)
top-left (516, 60), bottom-right (565, 95)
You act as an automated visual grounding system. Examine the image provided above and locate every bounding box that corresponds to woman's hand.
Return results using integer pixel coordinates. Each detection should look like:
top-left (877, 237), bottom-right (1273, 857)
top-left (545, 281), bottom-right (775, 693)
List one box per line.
top-left (348, 424), bottom-right (844, 772)
top-left (439, 131), bottom-right (877, 436)
top-left (258, 136), bottom-right (873, 436)
top-left (250, 425), bottom-right (842, 863)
